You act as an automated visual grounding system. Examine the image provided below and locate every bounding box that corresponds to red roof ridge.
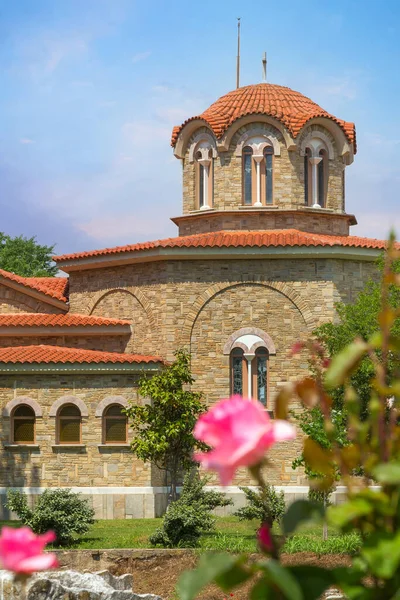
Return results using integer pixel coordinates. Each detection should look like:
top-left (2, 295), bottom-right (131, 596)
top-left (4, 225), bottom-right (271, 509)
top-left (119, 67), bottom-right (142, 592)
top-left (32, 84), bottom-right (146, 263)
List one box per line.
top-left (170, 83), bottom-right (356, 151)
top-left (54, 229), bottom-right (396, 263)
top-left (0, 269), bottom-right (69, 303)
top-left (0, 313), bottom-right (131, 327)
top-left (0, 344), bottom-right (163, 365)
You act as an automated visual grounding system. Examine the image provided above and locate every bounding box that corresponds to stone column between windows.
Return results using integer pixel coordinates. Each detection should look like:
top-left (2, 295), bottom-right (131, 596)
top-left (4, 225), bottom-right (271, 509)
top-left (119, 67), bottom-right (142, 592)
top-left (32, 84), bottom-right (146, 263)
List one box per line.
top-left (309, 156), bottom-right (322, 208)
top-left (198, 158), bottom-right (211, 210)
top-left (244, 353), bottom-right (254, 398)
top-left (253, 155), bottom-right (263, 207)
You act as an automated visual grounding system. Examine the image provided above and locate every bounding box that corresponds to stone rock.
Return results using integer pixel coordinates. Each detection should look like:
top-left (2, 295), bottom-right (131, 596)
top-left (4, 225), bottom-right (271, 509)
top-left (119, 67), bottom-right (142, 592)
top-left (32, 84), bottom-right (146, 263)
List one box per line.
top-left (0, 570), bottom-right (163, 600)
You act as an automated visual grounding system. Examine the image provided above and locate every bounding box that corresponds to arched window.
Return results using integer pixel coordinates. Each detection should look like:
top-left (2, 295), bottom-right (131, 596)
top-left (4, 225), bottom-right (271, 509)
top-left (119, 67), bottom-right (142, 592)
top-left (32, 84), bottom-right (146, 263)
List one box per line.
top-left (263, 146), bottom-right (273, 205)
top-left (12, 405), bottom-right (35, 444)
top-left (231, 348), bottom-right (245, 395)
top-left (57, 404), bottom-right (81, 444)
top-left (252, 348), bottom-right (269, 406)
top-left (195, 148), bottom-right (213, 210)
top-left (230, 346), bottom-right (269, 406)
top-left (242, 146), bottom-right (253, 205)
top-left (318, 149), bottom-right (327, 208)
top-left (304, 148), bottom-right (311, 205)
top-left (103, 404), bottom-right (128, 444)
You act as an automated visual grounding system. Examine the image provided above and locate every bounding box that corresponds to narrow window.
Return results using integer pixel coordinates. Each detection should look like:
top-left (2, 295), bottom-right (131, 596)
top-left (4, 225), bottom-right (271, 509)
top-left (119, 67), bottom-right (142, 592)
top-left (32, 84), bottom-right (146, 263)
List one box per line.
top-left (58, 404), bottom-right (81, 444)
top-left (243, 146), bottom-right (253, 205)
top-left (196, 151), bottom-right (205, 209)
top-left (103, 404), bottom-right (127, 444)
top-left (304, 148), bottom-right (311, 205)
top-left (13, 405), bottom-right (35, 444)
top-left (318, 149), bottom-right (326, 207)
top-left (264, 147), bottom-right (273, 205)
top-left (255, 348), bottom-right (268, 406)
top-left (231, 348), bottom-right (244, 395)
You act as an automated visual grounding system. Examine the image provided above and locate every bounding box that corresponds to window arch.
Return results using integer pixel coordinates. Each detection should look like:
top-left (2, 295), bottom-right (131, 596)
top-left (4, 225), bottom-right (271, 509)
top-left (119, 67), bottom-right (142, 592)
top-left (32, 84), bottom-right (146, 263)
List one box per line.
top-left (303, 138), bottom-right (329, 208)
top-left (103, 404), bottom-right (128, 444)
top-left (12, 405), bottom-right (35, 445)
top-left (57, 404), bottom-right (81, 444)
top-left (242, 140), bottom-right (274, 206)
top-left (318, 149), bottom-right (328, 208)
top-left (194, 144), bottom-right (214, 210)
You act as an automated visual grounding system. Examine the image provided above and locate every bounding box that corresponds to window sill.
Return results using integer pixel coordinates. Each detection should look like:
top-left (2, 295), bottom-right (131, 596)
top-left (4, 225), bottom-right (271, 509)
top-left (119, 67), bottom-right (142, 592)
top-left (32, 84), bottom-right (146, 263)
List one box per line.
top-left (98, 443), bottom-right (130, 450)
top-left (4, 444), bottom-right (40, 450)
top-left (303, 206), bottom-right (334, 213)
top-left (52, 444), bottom-right (86, 451)
top-left (239, 205), bottom-right (279, 210)
top-left (189, 208), bottom-right (215, 215)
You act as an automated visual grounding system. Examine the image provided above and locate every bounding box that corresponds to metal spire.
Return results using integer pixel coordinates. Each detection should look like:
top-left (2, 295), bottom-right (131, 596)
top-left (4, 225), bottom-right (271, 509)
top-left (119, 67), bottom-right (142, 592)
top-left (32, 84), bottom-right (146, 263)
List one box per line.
top-left (262, 52), bottom-right (267, 82)
top-left (236, 18), bottom-right (241, 89)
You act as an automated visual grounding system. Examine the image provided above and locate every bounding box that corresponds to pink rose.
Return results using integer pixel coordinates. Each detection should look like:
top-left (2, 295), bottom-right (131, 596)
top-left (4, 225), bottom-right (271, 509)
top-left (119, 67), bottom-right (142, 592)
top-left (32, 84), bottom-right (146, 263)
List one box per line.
top-left (257, 523), bottom-right (274, 553)
top-left (0, 526), bottom-right (58, 574)
top-left (194, 396), bottom-right (296, 485)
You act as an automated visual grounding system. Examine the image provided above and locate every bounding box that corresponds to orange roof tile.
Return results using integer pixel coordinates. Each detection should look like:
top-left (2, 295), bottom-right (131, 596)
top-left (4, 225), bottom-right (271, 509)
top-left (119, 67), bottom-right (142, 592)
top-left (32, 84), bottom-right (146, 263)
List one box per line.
top-left (171, 83), bottom-right (356, 151)
top-left (0, 314), bottom-right (130, 328)
top-left (0, 269), bottom-right (68, 303)
top-left (0, 345), bottom-right (163, 365)
top-left (54, 229), bottom-right (395, 263)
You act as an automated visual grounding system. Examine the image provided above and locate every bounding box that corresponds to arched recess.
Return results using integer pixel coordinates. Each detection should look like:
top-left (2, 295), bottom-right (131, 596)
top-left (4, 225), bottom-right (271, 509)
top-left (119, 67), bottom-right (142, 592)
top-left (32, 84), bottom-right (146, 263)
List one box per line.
top-left (188, 132), bottom-right (218, 163)
top-left (235, 128), bottom-right (281, 157)
top-left (179, 280), bottom-right (316, 347)
top-left (174, 120), bottom-right (217, 159)
top-left (49, 396), bottom-right (88, 418)
top-left (95, 395), bottom-right (128, 417)
top-left (299, 130), bottom-right (335, 160)
top-left (297, 117), bottom-right (354, 164)
top-left (3, 397), bottom-right (42, 418)
top-left (89, 287), bottom-right (156, 332)
top-left (218, 115), bottom-right (296, 152)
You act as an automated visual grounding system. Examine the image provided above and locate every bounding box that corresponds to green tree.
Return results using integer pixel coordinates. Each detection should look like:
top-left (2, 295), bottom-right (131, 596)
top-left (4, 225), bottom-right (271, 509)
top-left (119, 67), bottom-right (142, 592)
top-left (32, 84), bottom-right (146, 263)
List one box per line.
top-left (0, 232), bottom-right (57, 277)
top-left (125, 349), bottom-right (207, 502)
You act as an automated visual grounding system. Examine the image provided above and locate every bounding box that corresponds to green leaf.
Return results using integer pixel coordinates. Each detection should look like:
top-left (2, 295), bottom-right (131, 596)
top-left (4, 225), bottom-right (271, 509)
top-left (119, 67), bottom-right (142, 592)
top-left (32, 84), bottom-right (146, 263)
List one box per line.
top-left (215, 562), bottom-right (252, 591)
top-left (372, 463), bottom-right (400, 485)
top-left (282, 499), bottom-right (324, 535)
top-left (324, 339), bottom-right (368, 388)
top-left (258, 559), bottom-right (303, 600)
top-left (176, 553), bottom-right (240, 600)
top-left (328, 498), bottom-right (373, 530)
top-left (361, 532), bottom-right (400, 579)
top-left (250, 577), bottom-right (275, 599)
top-left (288, 566), bottom-right (334, 600)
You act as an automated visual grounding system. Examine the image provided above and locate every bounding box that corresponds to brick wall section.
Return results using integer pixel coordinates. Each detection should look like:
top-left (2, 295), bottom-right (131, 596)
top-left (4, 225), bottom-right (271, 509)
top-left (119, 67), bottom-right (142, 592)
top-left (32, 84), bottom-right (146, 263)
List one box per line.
top-left (182, 122), bottom-right (346, 220)
top-left (0, 335), bottom-right (130, 352)
top-left (0, 286), bottom-right (62, 314)
top-left (0, 374), bottom-right (156, 489)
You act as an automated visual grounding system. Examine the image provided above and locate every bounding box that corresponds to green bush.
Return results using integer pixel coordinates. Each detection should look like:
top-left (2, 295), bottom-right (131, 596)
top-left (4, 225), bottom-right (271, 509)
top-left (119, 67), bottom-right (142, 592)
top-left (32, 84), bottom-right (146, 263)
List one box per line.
top-left (150, 471), bottom-right (232, 548)
top-left (234, 485), bottom-right (285, 527)
top-left (6, 488), bottom-right (95, 546)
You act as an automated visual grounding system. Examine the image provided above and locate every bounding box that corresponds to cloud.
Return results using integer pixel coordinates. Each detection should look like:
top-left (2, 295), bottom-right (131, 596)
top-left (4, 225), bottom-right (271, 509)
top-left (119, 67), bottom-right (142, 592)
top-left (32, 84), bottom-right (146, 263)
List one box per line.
top-left (20, 138), bottom-right (34, 144)
top-left (309, 75), bottom-right (358, 101)
top-left (77, 213), bottom-right (172, 241)
top-left (132, 51), bottom-right (151, 64)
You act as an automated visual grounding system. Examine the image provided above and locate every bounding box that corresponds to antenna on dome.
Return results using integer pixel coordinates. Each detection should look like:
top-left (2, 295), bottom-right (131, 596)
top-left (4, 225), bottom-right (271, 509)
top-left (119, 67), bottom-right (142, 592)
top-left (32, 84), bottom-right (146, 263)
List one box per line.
top-left (236, 18), bottom-right (241, 89)
top-left (262, 52), bottom-right (267, 82)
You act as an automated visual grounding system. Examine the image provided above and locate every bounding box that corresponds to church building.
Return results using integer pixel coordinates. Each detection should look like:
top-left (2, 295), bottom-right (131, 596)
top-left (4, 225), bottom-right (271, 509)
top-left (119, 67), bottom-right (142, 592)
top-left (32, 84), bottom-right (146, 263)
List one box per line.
top-left (0, 81), bottom-right (388, 518)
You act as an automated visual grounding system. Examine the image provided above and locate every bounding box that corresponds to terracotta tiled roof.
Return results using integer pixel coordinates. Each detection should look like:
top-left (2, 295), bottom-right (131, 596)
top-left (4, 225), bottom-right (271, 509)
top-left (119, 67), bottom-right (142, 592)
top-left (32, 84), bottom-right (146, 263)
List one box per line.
top-left (0, 269), bottom-right (68, 303)
top-left (0, 314), bottom-right (130, 328)
top-left (54, 229), bottom-right (394, 263)
top-left (171, 83), bottom-right (356, 151)
top-left (0, 345), bottom-right (163, 365)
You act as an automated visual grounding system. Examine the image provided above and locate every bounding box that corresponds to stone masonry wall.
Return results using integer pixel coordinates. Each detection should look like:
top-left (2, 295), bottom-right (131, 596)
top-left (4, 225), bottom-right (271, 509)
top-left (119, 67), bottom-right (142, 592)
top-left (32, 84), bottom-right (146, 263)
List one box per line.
top-left (0, 285), bottom-right (63, 315)
top-left (0, 335), bottom-right (130, 352)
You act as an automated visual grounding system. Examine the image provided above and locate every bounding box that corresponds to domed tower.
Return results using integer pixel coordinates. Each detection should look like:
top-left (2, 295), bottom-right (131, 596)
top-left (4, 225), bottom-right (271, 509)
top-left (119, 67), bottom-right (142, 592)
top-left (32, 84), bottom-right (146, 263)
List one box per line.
top-left (171, 83), bottom-right (357, 237)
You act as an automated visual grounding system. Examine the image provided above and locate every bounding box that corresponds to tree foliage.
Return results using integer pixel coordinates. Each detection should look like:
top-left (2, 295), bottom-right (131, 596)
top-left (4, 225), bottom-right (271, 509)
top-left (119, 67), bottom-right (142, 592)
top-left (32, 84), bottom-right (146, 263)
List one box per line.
top-left (125, 349), bottom-right (207, 500)
top-left (234, 485), bottom-right (285, 527)
top-left (0, 232), bottom-right (57, 277)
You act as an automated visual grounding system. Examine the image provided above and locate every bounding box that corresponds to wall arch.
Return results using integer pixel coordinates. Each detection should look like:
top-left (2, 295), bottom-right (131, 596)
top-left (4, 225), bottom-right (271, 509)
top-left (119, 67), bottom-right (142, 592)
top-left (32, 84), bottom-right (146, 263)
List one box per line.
top-left (179, 280), bottom-right (316, 347)
top-left (299, 130), bottom-right (335, 160)
top-left (3, 397), bottom-right (42, 418)
top-left (95, 395), bottom-right (128, 417)
top-left (89, 287), bottom-right (156, 332)
top-left (218, 115), bottom-right (296, 152)
top-left (49, 396), bottom-right (88, 418)
top-left (223, 327), bottom-right (276, 355)
top-left (235, 128), bottom-right (281, 157)
top-left (188, 132), bottom-right (218, 163)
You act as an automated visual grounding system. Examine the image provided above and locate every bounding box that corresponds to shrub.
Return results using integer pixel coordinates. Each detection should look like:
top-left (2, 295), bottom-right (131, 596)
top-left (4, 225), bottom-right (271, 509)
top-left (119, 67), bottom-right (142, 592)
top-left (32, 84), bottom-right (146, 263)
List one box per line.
top-left (234, 485), bottom-right (285, 527)
top-left (150, 471), bottom-right (232, 548)
top-left (6, 488), bottom-right (95, 546)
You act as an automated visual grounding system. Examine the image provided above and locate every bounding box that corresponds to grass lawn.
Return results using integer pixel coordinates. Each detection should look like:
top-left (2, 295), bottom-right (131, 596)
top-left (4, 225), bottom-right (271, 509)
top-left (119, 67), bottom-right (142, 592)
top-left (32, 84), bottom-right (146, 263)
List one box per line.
top-left (0, 517), bottom-right (360, 554)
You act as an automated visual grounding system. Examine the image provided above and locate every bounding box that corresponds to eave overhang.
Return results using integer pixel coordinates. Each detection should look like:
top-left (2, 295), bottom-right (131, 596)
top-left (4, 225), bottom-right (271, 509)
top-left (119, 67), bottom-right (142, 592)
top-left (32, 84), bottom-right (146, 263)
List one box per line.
top-left (0, 325), bottom-right (132, 337)
top-left (0, 362), bottom-right (162, 375)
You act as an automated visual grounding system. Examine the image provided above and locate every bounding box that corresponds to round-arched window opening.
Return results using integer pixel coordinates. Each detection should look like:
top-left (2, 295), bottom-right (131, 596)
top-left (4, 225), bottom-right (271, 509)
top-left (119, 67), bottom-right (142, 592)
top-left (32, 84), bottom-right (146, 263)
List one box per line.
top-left (252, 348), bottom-right (269, 406)
top-left (242, 146), bottom-right (253, 206)
top-left (103, 404), bottom-right (127, 444)
top-left (12, 405), bottom-right (35, 444)
top-left (57, 404), bottom-right (81, 444)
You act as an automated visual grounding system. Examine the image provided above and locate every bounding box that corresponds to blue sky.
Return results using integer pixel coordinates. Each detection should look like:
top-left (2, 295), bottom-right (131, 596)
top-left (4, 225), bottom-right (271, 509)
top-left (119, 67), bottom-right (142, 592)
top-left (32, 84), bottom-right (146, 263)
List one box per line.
top-left (0, 0), bottom-right (399, 254)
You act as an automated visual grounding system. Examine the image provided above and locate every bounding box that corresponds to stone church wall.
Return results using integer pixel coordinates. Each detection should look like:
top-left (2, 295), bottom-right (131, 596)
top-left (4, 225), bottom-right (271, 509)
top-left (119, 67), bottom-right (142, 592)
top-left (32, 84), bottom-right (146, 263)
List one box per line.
top-left (0, 335), bottom-right (130, 352)
top-left (0, 374), bottom-right (166, 519)
top-left (0, 285), bottom-right (62, 314)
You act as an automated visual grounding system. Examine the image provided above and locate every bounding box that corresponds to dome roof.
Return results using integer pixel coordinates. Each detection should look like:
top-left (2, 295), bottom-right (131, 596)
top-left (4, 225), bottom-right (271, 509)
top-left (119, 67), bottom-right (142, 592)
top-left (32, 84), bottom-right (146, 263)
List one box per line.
top-left (171, 83), bottom-right (356, 151)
